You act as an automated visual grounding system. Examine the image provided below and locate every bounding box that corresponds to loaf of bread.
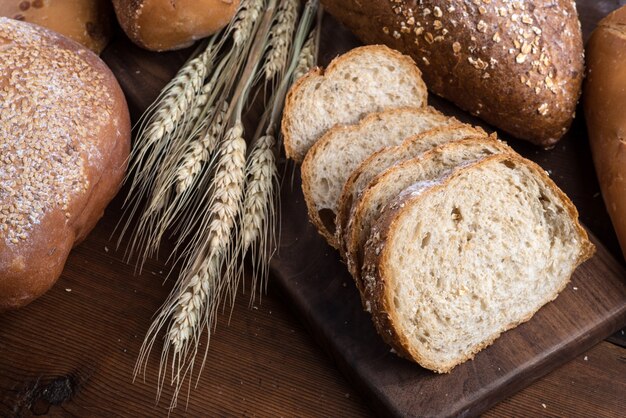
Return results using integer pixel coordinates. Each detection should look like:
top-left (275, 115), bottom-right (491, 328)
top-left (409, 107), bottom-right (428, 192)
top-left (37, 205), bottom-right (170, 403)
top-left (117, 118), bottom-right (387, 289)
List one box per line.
top-left (112, 0), bottom-right (240, 51)
top-left (345, 138), bottom-right (513, 285)
top-left (336, 125), bottom-right (488, 256)
top-left (282, 45), bottom-right (428, 162)
top-left (0, 0), bottom-right (112, 53)
top-left (320, 0), bottom-right (585, 147)
top-left (0, 18), bottom-right (131, 311)
top-left (301, 107), bottom-right (457, 247)
top-left (362, 154), bottom-right (594, 372)
top-left (584, 6), bottom-right (626, 261)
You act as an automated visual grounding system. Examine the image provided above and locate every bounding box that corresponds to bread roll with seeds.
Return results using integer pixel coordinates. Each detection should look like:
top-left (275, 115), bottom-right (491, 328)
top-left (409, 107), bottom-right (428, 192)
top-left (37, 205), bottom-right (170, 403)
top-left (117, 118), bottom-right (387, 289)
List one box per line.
top-left (112, 0), bottom-right (240, 52)
top-left (320, 0), bottom-right (584, 147)
top-left (0, 0), bottom-right (112, 54)
top-left (0, 18), bottom-right (131, 311)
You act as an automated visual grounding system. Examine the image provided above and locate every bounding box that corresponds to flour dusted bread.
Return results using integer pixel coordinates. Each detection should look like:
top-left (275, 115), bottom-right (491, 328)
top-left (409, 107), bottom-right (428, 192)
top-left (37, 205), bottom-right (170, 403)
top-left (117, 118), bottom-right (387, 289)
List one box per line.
top-left (345, 138), bottom-right (513, 287)
top-left (320, 0), bottom-right (585, 147)
top-left (282, 45), bottom-right (428, 161)
top-left (301, 107), bottom-right (458, 247)
top-left (336, 125), bottom-right (488, 253)
top-left (362, 154), bottom-right (594, 372)
top-left (0, 18), bottom-right (131, 311)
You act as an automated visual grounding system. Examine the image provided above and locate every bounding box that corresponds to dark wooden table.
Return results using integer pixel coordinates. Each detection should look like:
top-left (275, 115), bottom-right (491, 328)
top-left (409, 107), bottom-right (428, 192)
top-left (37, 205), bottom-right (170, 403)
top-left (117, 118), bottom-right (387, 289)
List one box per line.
top-left (2, 3), bottom-right (626, 417)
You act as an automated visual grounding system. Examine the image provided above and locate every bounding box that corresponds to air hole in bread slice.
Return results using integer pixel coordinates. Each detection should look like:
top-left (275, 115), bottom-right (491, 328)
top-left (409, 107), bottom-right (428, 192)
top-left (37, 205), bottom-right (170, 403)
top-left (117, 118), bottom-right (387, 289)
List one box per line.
top-left (319, 208), bottom-right (337, 236)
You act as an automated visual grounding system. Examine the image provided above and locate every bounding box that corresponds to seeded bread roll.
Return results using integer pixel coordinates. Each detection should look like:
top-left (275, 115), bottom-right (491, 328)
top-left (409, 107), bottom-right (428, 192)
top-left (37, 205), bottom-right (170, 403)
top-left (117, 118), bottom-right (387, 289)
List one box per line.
top-left (112, 0), bottom-right (240, 52)
top-left (584, 6), bottom-right (626, 261)
top-left (320, 0), bottom-right (585, 147)
top-left (0, 0), bottom-right (112, 54)
top-left (0, 18), bottom-right (131, 311)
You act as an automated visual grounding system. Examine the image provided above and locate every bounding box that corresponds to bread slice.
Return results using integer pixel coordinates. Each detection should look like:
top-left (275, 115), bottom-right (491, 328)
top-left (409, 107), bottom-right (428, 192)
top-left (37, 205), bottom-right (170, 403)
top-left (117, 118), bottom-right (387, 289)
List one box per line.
top-left (282, 45), bottom-right (428, 162)
top-left (301, 107), bottom-right (460, 247)
top-left (344, 138), bottom-right (513, 287)
top-left (336, 125), bottom-right (488, 254)
top-left (361, 154), bottom-right (595, 373)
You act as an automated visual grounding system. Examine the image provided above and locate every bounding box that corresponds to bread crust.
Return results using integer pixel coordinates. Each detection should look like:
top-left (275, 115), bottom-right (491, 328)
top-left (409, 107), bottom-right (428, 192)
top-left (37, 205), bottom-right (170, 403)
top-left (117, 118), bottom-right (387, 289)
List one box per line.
top-left (584, 6), bottom-right (626, 261)
top-left (112, 0), bottom-right (239, 51)
top-left (320, 0), bottom-right (584, 147)
top-left (0, 0), bottom-right (112, 53)
top-left (282, 45), bottom-right (428, 162)
top-left (361, 154), bottom-right (595, 372)
top-left (300, 106), bottom-right (451, 248)
top-left (0, 19), bottom-right (131, 311)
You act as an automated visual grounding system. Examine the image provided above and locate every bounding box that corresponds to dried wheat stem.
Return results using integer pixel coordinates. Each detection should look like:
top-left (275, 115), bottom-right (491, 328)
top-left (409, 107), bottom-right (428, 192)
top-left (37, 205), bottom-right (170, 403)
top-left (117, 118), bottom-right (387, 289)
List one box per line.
top-left (233, 0), bottom-right (265, 46)
top-left (264, 0), bottom-right (299, 80)
top-left (168, 121), bottom-right (247, 353)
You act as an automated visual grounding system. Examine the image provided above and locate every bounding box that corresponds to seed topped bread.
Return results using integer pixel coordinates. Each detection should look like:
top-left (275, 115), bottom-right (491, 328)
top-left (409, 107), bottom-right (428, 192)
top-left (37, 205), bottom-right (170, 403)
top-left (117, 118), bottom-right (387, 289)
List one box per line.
top-left (361, 154), bottom-right (594, 373)
top-left (301, 107), bottom-right (459, 247)
top-left (336, 125), bottom-right (489, 254)
top-left (345, 137), bottom-right (513, 285)
top-left (282, 45), bottom-right (428, 162)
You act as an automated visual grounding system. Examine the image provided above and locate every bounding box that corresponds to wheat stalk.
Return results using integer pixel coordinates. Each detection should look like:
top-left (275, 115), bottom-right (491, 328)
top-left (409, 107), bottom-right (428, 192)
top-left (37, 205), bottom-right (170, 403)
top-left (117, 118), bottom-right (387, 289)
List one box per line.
top-left (264, 0), bottom-right (299, 80)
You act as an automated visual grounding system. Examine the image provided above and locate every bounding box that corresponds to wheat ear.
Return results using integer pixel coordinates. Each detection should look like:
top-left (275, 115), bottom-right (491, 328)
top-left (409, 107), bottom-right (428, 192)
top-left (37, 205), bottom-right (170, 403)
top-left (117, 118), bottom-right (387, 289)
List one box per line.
top-left (293, 31), bottom-right (318, 81)
top-left (264, 0), bottom-right (299, 80)
top-left (233, 0), bottom-right (266, 46)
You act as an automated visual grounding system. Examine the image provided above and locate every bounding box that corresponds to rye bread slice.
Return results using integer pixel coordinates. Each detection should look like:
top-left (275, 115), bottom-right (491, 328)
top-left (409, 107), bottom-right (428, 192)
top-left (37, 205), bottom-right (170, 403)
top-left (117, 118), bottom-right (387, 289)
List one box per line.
top-left (301, 107), bottom-right (459, 247)
top-left (361, 154), bottom-right (594, 373)
top-left (282, 45), bottom-right (428, 162)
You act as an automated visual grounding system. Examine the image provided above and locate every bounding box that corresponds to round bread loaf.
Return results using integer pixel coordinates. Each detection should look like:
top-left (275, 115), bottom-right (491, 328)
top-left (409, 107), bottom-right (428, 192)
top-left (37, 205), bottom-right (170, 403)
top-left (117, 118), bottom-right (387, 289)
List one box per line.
top-left (112, 0), bottom-right (240, 52)
top-left (0, 0), bottom-right (112, 54)
top-left (584, 6), bottom-right (626, 261)
top-left (0, 18), bottom-right (131, 311)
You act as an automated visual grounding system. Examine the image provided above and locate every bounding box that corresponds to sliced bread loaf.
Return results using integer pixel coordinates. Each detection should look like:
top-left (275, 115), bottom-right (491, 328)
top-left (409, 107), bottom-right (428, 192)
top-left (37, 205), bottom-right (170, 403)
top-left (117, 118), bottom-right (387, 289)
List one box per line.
top-left (282, 45), bottom-right (428, 162)
top-left (344, 138), bottom-right (513, 287)
top-left (336, 125), bottom-right (489, 254)
top-left (361, 154), bottom-right (595, 373)
top-left (301, 107), bottom-right (460, 247)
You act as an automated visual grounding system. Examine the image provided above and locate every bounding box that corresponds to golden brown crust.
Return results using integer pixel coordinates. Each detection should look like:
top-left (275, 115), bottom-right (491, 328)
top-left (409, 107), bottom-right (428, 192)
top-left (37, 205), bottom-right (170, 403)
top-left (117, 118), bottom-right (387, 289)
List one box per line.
top-left (0, 18), bottom-right (131, 311)
top-left (584, 5), bottom-right (626, 261)
top-left (320, 0), bottom-right (584, 147)
top-left (112, 0), bottom-right (239, 52)
top-left (361, 154), bottom-right (594, 372)
top-left (0, 0), bottom-right (112, 54)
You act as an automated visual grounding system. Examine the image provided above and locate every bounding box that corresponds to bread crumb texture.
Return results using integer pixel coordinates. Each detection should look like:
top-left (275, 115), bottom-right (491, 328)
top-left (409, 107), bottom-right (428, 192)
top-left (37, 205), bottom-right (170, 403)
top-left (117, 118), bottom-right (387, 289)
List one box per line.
top-left (0, 18), bottom-right (112, 245)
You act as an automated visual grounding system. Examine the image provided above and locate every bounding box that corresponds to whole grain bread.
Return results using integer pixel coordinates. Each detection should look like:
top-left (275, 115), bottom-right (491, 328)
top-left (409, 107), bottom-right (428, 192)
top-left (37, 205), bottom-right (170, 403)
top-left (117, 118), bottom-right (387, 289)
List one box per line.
top-left (361, 154), bottom-right (594, 372)
top-left (320, 0), bottom-right (584, 147)
top-left (282, 45), bottom-right (428, 162)
top-left (301, 107), bottom-right (459, 247)
top-left (344, 138), bottom-right (513, 286)
top-left (336, 125), bottom-right (489, 255)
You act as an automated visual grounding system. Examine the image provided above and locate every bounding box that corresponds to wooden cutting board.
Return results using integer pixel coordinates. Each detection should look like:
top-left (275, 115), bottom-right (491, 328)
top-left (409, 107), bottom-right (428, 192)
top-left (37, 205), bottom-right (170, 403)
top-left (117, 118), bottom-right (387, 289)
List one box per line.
top-left (102, 2), bottom-right (626, 417)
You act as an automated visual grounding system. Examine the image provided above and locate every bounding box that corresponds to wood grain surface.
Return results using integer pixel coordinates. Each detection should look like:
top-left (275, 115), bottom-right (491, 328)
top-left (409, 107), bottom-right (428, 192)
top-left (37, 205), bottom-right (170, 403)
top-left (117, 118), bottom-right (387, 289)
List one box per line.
top-left (0, 1), bottom-right (625, 417)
